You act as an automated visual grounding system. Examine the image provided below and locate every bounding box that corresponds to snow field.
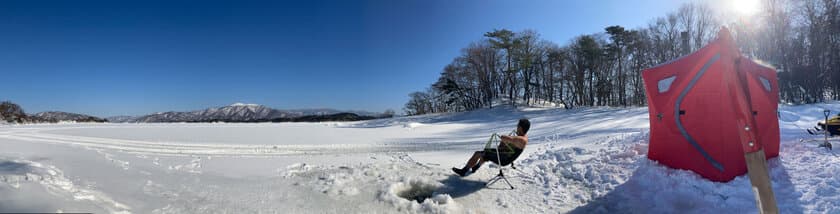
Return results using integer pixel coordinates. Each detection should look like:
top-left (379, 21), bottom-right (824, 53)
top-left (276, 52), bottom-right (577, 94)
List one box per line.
top-left (0, 103), bottom-right (839, 213)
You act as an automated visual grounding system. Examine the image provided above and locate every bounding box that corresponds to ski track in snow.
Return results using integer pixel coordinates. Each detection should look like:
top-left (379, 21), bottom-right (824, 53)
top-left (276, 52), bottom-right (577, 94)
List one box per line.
top-left (0, 103), bottom-right (839, 213)
top-left (0, 128), bottom-right (478, 158)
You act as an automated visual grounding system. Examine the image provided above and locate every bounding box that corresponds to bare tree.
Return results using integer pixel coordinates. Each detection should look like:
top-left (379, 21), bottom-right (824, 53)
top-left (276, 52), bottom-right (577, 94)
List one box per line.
top-left (404, 1), bottom-right (838, 115)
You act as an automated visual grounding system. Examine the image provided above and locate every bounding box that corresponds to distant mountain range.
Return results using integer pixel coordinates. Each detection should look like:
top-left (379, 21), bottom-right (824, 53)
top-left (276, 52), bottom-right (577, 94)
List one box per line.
top-left (111, 103), bottom-right (391, 123)
top-left (0, 101), bottom-right (390, 124)
top-left (126, 103), bottom-right (288, 123)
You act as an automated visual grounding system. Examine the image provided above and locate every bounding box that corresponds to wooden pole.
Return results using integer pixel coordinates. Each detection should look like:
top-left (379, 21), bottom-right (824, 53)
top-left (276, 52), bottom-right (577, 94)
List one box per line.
top-left (744, 149), bottom-right (778, 214)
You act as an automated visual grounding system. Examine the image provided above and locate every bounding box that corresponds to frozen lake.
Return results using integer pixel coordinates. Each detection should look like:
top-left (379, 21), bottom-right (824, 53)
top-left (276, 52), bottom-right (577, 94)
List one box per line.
top-left (1, 104), bottom-right (838, 213)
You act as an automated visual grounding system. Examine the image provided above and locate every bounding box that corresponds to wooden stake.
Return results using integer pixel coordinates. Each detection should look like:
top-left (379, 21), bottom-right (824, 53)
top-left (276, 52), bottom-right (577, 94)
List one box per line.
top-left (744, 149), bottom-right (778, 214)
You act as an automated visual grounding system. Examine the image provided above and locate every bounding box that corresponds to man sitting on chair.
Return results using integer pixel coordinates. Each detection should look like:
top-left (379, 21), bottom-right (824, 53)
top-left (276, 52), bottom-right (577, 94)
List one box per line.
top-left (452, 118), bottom-right (530, 177)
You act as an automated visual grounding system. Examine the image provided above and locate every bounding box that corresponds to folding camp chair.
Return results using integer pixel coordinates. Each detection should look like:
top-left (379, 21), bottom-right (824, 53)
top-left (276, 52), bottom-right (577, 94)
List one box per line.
top-left (482, 131), bottom-right (523, 189)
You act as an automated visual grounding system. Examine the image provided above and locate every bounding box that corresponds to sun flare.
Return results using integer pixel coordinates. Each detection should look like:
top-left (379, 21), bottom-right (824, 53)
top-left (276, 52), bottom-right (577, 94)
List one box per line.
top-left (733, 0), bottom-right (761, 15)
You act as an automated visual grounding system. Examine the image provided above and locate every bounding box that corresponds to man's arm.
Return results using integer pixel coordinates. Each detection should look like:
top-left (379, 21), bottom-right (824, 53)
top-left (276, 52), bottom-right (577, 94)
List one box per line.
top-left (500, 135), bottom-right (527, 149)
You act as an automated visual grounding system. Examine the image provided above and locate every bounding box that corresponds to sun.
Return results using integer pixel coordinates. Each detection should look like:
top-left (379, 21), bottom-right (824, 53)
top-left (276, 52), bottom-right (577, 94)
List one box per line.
top-left (733, 0), bottom-right (761, 15)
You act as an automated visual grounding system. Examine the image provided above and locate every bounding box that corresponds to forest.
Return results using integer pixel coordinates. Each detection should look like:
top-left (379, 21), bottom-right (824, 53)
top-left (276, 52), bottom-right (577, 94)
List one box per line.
top-left (405, 0), bottom-right (840, 115)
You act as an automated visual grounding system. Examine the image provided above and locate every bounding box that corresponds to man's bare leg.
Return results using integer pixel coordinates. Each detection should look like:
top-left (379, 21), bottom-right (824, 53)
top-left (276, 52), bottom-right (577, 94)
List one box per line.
top-left (453, 151), bottom-right (485, 176)
top-left (464, 151), bottom-right (484, 170)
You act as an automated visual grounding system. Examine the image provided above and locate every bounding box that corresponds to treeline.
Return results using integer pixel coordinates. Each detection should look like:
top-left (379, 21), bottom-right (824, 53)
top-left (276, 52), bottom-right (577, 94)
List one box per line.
top-left (0, 101), bottom-right (107, 123)
top-left (405, 0), bottom-right (840, 115)
top-left (0, 101), bottom-right (32, 123)
top-left (736, 0), bottom-right (840, 103)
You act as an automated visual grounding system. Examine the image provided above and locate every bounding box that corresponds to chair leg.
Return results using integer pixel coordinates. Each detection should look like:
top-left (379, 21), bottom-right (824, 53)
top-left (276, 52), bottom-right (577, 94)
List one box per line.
top-left (500, 174), bottom-right (515, 189)
top-left (486, 175), bottom-right (501, 186)
top-left (485, 168), bottom-right (515, 189)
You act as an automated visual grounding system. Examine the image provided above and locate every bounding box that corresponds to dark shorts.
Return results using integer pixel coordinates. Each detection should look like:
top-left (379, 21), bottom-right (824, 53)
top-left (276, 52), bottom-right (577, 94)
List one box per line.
top-left (482, 148), bottom-right (516, 166)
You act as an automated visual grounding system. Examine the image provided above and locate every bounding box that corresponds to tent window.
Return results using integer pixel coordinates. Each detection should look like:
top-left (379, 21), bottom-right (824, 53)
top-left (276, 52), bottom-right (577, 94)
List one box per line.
top-left (759, 76), bottom-right (771, 92)
top-left (658, 76), bottom-right (676, 93)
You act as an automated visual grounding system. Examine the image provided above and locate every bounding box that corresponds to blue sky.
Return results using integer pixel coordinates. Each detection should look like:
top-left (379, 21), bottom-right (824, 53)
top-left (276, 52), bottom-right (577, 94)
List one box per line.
top-left (0, 0), bottom-right (691, 117)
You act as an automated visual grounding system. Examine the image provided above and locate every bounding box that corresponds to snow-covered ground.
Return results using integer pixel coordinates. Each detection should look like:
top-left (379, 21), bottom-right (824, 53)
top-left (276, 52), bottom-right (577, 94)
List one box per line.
top-left (1, 103), bottom-right (839, 213)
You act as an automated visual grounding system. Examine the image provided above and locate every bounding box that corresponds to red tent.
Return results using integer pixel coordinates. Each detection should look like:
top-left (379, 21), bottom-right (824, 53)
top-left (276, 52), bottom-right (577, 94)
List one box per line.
top-left (642, 28), bottom-right (780, 182)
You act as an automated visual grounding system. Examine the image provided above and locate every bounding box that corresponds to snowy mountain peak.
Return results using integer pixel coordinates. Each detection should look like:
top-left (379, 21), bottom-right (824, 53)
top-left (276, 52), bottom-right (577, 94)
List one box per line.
top-left (122, 103), bottom-right (387, 123)
top-left (230, 103), bottom-right (261, 107)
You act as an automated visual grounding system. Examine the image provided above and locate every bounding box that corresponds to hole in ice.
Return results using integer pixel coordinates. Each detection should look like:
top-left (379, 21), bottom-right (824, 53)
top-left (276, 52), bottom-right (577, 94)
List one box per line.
top-left (396, 181), bottom-right (439, 203)
top-left (0, 161), bottom-right (31, 174)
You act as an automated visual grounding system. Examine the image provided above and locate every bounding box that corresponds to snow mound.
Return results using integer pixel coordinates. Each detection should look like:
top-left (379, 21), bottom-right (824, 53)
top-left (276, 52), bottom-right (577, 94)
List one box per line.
top-left (283, 163), bottom-right (312, 177)
top-left (0, 157), bottom-right (131, 213)
top-left (314, 167), bottom-right (359, 196)
top-left (379, 177), bottom-right (460, 213)
top-left (516, 132), bottom-right (648, 209)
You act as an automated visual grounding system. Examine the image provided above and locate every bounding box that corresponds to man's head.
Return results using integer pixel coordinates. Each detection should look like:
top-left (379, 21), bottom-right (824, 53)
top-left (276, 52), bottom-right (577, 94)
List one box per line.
top-left (516, 118), bottom-right (530, 136)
